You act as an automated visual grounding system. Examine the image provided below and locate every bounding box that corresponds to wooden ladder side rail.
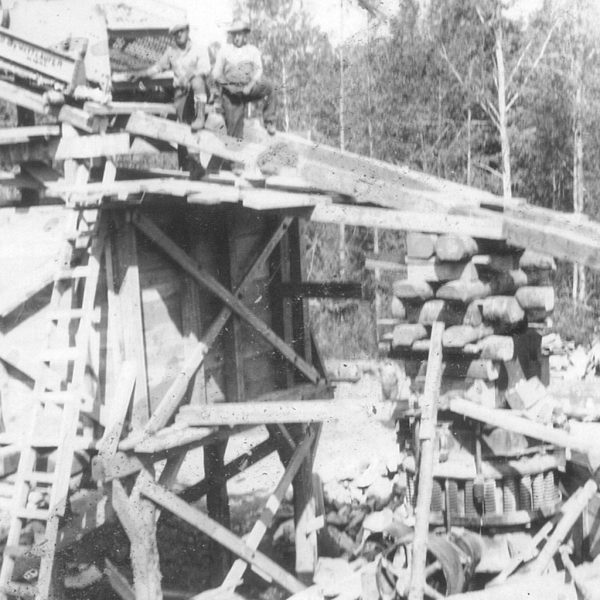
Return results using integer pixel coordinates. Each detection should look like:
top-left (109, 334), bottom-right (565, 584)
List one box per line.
top-left (132, 214), bottom-right (321, 385)
top-left (36, 214), bottom-right (108, 597)
top-left (218, 429), bottom-right (315, 594)
top-left (138, 478), bottom-right (306, 595)
top-left (408, 322), bottom-right (445, 600)
top-left (118, 216), bottom-right (299, 451)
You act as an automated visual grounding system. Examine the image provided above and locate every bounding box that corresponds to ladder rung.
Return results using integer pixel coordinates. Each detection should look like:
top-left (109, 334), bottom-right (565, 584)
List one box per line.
top-left (15, 507), bottom-right (50, 521)
top-left (23, 472), bottom-right (55, 484)
top-left (38, 347), bottom-right (78, 362)
top-left (2, 581), bottom-right (36, 597)
top-left (54, 265), bottom-right (91, 281)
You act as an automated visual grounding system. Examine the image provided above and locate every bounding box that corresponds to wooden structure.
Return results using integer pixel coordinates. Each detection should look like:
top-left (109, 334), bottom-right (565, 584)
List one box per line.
top-left (0, 18), bottom-right (599, 597)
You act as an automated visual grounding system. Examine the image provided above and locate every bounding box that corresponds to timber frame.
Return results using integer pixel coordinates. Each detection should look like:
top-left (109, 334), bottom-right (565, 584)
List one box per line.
top-left (1, 77), bottom-right (600, 600)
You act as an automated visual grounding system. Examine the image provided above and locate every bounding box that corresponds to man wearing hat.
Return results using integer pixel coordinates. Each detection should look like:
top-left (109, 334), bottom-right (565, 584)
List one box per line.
top-left (212, 20), bottom-right (276, 138)
top-left (130, 18), bottom-right (210, 136)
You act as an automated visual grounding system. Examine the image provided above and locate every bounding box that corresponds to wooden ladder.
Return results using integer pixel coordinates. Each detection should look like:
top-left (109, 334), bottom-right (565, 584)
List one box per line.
top-left (0, 208), bottom-right (105, 600)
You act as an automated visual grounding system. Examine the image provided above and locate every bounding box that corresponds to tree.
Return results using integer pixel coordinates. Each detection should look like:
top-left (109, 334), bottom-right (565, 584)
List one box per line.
top-left (438, 0), bottom-right (557, 199)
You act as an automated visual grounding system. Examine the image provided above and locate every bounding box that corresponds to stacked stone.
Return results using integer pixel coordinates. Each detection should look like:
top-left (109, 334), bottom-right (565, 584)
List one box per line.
top-left (386, 233), bottom-right (556, 406)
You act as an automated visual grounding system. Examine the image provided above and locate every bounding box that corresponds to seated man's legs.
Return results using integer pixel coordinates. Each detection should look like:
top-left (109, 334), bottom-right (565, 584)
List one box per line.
top-left (221, 89), bottom-right (246, 138)
top-left (245, 78), bottom-right (276, 130)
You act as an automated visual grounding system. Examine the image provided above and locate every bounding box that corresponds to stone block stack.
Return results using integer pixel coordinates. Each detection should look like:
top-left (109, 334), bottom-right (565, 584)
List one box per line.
top-left (384, 232), bottom-right (556, 405)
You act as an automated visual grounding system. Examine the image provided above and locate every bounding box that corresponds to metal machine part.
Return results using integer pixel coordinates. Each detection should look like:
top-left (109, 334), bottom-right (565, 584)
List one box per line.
top-left (376, 529), bottom-right (483, 599)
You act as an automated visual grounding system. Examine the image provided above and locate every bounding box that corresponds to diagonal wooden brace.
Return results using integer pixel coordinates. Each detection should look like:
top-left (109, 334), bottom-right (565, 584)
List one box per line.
top-left (217, 429), bottom-right (315, 594)
top-left (119, 217), bottom-right (297, 451)
top-left (139, 478), bottom-right (306, 595)
top-left (132, 213), bottom-right (321, 384)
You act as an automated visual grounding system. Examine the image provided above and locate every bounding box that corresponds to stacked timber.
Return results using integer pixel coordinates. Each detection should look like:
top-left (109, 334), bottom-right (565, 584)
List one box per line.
top-left (384, 233), bottom-right (556, 406)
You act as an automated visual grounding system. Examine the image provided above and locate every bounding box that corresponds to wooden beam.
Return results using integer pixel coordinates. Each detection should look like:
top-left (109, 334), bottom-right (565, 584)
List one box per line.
top-left (55, 133), bottom-right (160, 160)
top-left (503, 212), bottom-right (600, 271)
top-left (48, 178), bottom-right (240, 204)
top-left (275, 281), bottom-right (363, 299)
top-left (111, 215), bottom-right (149, 431)
top-left (0, 80), bottom-right (48, 113)
top-left (126, 111), bottom-right (262, 165)
top-left (0, 125), bottom-right (59, 145)
top-left (281, 132), bottom-right (509, 211)
top-left (139, 478), bottom-right (306, 594)
top-left (133, 213), bottom-right (321, 384)
top-left (448, 397), bottom-right (600, 457)
top-left (176, 397), bottom-right (381, 426)
top-left (84, 101), bottom-right (176, 116)
top-left (408, 322), bottom-right (445, 600)
top-left (311, 204), bottom-right (505, 239)
top-left (112, 474), bottom-right (162, 600)
top-left (118, 217), bottom-right (296, 451)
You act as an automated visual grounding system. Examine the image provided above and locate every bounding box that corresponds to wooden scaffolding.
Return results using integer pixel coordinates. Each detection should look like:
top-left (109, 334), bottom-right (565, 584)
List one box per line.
top-left (0, 70), bottom-right (599, 600)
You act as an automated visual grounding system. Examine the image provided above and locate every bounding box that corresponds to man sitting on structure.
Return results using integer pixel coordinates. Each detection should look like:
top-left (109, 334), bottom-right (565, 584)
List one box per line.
top-left (130, 18), bottom-right (210, 146)
top-left (212, 20), bottom-right (276, 138)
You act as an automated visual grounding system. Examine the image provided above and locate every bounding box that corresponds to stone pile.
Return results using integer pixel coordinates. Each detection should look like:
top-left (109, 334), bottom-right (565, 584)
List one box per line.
top-left (382, 233), bottom-right (556, 406)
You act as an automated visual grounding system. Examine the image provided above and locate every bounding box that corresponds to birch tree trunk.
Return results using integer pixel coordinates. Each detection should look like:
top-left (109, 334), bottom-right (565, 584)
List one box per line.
top-left (494, 13), bottom-right (512, 200)
top-left (572, 30), bottom-right (586, 302)
top-left (282, 58), bottom-right (290, 132)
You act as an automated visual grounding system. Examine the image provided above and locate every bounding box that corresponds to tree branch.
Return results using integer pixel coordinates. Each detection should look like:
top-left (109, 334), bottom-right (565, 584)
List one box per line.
top-left (506, 18), bottom-right (560, 111)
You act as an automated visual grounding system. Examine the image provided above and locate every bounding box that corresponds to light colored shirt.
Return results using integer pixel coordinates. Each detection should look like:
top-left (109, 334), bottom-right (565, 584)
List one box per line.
top-left (152, 40), bottom-right (210, 89)
top-left (212, 43), bottom-right (263, 86)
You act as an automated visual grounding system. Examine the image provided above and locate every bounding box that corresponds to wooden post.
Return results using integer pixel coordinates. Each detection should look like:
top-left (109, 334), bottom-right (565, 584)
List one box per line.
top-left (110, 212), bottom-right (160, 599)
top-left (408, 322), bottom-right (445, 600)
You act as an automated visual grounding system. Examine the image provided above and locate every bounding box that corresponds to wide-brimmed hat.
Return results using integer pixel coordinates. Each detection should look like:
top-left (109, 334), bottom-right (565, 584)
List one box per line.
top-left (227, 20), bottom-right (251, 33)
top-left (169, 19), bottom-right (189, 34)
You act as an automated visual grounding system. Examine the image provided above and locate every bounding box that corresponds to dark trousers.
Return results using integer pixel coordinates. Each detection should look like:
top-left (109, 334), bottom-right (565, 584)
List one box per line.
top-left (221, 78), bottom-right (276, 139)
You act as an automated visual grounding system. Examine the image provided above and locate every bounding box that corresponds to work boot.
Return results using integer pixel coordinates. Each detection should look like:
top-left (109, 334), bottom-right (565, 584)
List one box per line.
top-left (191, 98), bottom-right (206, 131)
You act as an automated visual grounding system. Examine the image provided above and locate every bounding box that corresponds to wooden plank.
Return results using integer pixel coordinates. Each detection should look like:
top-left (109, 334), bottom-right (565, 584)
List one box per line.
top-left (48, 178), bottom-right (240, 203)
top-left (139, 479), bottom-right (306, 594)
top-left (241, 189), bottom-right (329, 211)
top-left (112, 217), bottom-right (149, 431)
top-left (0, 80), bottom-right (48, 113)
top-left (448, 398), bottom-right (600, 457)
top-left (84, 101), bottom-right (176, 116)
top-left (311, 203), bottom-right (505, 238)
top-left (405, 257), bottom-right (477, 282)
top-left (126, 111), bottom-right (263, 165)
top-left (0, 125), bottom-right (59, 145)
top-left (408, 322), bottom-right (444, 600)
top-left (55, 133), bottom-right (133, 160)
top-left (133, 214), bottom-right (321, 384)
top-left (504, 213), bottom-right (600, 271)
top-left (281, 132), bottom-right (509, 211)
top-left (96, 362), bottom-right (136, 457)
top-left (177, 398), bottom-right (379, 426)
top-left (56, 105), bottom-right (96, 133)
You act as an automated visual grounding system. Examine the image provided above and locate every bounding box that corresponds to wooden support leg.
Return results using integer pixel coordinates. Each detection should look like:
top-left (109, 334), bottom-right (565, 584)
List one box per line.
top-left (204, 441), bottom-right (231, 586)
top-left (291, 424), bottom-right (318, 584)
top-left (113, 474), bottom-right (162, 600)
